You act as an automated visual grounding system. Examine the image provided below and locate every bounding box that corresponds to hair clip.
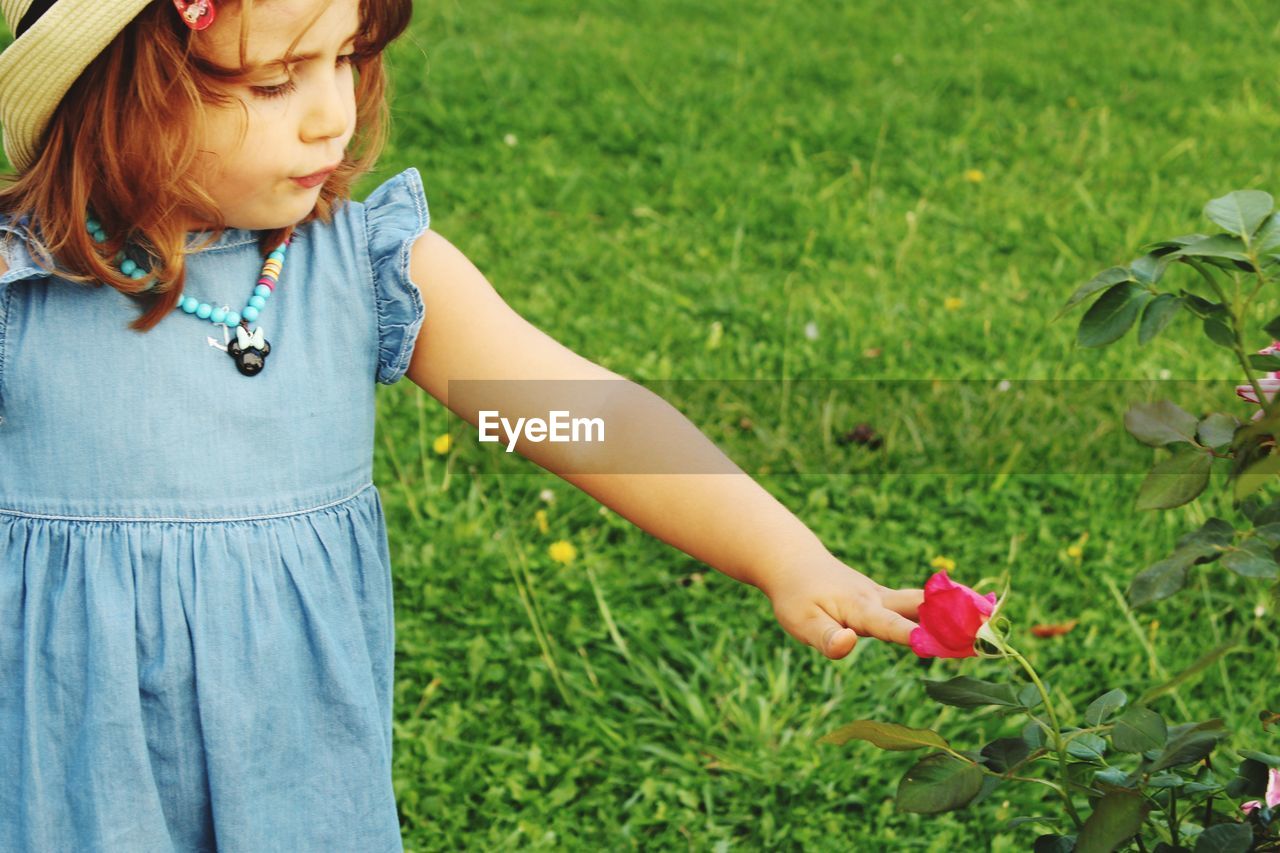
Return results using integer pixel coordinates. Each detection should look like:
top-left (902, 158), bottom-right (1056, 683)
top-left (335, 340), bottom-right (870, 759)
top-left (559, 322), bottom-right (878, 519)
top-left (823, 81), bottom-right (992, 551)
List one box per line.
top-left (172, 0), bottom-right (216, 31)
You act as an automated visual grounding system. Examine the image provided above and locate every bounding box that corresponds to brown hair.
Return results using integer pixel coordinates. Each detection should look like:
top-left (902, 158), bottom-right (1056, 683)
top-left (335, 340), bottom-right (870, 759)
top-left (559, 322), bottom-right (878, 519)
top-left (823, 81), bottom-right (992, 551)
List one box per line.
top-left (0, 0), bottom-right (412, 331)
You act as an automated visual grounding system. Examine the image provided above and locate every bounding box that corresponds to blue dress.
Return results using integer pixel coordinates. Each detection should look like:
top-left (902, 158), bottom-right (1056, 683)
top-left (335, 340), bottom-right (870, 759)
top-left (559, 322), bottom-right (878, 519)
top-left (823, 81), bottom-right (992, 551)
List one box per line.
top-left (0, 168), bottom-right (429, 852)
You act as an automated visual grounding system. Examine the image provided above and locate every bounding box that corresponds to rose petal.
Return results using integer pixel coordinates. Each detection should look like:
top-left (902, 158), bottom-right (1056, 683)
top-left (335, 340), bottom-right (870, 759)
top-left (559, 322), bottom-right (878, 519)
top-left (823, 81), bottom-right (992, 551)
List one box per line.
top-left (910, 625), bottom-right (976, 659)
top-left (1266, 767), bottom-right (1280, 808)
top-left (917, 587), bottom-right (988, 651)
top-left (1242, 800), bottom-right (1261, 815)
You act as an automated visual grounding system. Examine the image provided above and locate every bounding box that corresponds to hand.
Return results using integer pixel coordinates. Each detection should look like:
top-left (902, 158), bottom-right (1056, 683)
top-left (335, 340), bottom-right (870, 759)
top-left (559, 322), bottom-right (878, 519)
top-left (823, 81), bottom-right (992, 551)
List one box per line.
top-left (760, 554), bottom-right (923, 660)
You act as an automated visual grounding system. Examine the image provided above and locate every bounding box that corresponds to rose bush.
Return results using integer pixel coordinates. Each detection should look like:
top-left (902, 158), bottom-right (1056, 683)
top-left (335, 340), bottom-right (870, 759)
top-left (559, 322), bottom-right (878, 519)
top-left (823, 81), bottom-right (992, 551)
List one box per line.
top-left (825, 576), bottom-right (1278, 851)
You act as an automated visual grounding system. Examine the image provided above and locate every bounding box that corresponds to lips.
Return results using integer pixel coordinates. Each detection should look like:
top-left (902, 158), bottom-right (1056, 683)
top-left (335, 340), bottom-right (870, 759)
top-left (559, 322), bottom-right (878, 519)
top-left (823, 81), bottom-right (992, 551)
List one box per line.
top-left (295, 163), bottom-right (339, 180)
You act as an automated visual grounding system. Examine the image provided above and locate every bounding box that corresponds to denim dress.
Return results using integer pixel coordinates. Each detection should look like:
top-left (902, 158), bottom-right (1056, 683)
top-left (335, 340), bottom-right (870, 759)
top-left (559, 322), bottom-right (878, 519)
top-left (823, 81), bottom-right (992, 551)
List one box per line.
top-left (0, 167), bottom-right (429, 852)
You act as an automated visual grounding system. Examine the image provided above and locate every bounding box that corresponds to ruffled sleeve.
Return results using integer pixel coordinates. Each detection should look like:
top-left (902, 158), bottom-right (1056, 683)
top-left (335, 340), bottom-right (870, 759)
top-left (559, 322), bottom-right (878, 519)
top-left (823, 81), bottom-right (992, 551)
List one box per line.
top-left (0, 215), bottom-right (52, 425)
top-left (363, 167), bottom-right (431, 385)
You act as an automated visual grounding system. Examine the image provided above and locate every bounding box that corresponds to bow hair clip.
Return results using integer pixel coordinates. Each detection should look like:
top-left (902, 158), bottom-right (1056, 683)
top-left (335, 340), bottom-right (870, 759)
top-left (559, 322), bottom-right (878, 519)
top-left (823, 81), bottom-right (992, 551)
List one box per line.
top-left (172, 0), bottom-right (216, 31)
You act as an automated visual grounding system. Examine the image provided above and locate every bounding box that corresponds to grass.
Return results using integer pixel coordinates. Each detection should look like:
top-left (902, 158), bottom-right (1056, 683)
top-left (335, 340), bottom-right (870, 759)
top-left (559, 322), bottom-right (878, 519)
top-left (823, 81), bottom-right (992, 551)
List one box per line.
top-left (364, 0), bottom-right (1280, 848)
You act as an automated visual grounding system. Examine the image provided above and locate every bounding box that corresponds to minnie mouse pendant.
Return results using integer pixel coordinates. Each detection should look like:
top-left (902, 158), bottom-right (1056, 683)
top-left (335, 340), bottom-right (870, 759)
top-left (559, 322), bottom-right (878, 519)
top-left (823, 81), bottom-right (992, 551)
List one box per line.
top-left (172, 0), bottom-right (216, 31)
top-left (227, 324), bottom-right (270, 376)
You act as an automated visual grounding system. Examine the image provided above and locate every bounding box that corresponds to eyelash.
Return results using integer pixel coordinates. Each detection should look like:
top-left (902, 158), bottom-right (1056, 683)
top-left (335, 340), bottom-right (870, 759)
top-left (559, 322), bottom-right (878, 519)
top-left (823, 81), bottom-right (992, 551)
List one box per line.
top-left (252, 53), bottom-right (356, 100)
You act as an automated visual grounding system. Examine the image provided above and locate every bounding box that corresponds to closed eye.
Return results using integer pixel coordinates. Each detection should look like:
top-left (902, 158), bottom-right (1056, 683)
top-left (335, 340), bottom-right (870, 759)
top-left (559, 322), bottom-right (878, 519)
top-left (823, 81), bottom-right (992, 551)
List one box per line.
top-left (251, 53), bottom-right (357, 100)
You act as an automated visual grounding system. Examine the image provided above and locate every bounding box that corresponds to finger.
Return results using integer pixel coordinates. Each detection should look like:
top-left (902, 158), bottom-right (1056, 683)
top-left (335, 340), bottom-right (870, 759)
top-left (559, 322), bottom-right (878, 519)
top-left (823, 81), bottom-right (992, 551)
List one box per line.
top-left (807, 613), bottom-right (859, 659)
top-left (880, 587), bottom-right (924, 620)
top-left (854, 603), bottom-right (919, 647)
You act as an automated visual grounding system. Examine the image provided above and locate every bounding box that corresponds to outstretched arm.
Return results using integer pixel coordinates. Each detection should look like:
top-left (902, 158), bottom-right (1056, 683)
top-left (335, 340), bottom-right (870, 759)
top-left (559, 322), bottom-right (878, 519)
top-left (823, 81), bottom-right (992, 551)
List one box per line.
top-left (404, 231), bottom-right (922, 658)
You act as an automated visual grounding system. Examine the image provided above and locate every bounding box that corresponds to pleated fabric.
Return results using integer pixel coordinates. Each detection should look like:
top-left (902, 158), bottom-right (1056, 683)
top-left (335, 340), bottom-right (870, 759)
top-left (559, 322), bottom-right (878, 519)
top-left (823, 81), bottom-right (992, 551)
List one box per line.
top-left (0, 167), bottom-right (430, 852)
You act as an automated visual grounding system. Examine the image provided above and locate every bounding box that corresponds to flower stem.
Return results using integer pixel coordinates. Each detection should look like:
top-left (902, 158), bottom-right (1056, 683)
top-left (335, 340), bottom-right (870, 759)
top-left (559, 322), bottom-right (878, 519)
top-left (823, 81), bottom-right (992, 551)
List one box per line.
top-left (1186, 257), bottom-right (1275, 419)
top-left (992, 636), bottom-right (1084, 828)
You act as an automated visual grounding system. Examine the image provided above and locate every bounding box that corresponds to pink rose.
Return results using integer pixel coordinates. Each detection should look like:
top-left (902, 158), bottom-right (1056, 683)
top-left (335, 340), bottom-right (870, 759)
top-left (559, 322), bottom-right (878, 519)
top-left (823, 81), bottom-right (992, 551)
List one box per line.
top-left (909, 571), bottom-right (998, 658)
top-left (1242, 766), bottom-right (1280, 815)
top-left (1236, 340), bottom-right (1280, 420)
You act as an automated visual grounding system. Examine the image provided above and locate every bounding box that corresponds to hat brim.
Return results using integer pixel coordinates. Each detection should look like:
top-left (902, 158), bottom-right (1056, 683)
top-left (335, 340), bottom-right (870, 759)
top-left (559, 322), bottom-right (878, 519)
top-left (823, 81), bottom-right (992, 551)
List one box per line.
top-left (0, 0), bottom-right (155, 172)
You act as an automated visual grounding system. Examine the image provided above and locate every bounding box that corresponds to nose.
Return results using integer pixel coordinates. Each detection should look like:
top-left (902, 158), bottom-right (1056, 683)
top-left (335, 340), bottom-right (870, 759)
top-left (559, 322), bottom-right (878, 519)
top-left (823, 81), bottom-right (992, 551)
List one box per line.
top-left (299, 69), bottom-right (351, 144)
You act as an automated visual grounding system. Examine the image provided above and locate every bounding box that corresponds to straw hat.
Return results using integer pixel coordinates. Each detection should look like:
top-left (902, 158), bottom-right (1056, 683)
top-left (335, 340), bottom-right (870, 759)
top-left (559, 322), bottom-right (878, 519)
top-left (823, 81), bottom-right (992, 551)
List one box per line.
top-left (0, 0), bottom-right (157, 172)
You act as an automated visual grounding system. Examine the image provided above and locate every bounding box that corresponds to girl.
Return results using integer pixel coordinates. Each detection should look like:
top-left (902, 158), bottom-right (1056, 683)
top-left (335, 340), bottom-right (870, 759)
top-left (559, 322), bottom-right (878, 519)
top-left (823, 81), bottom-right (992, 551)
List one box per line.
top-left (0, 0), bottom-right (925, 848)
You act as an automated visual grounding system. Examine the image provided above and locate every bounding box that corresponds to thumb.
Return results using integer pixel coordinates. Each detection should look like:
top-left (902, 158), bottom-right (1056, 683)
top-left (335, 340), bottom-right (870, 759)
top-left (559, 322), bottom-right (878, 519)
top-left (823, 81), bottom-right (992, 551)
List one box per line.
top-left (810, 616), bottom-right (858, 659)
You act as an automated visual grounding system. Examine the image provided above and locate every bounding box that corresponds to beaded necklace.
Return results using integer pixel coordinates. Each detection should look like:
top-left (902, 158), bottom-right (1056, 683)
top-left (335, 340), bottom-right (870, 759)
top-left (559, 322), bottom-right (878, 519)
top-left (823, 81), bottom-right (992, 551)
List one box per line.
top-left (87, 216), bottom-right (290, 377)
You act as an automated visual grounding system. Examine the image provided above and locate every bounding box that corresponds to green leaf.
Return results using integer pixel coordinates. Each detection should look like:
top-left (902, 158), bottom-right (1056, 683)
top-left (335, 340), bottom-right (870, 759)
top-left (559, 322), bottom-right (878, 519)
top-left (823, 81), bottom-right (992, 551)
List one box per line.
top-left (1127, 555), bottom-right (1191, 607)
top-left (1124, 400), bottom-right (1199, 447)
top-left (1135, 448), bottom-right (1213, 511)
top-left (1182, 290), bottom-right (1227, 318)
top-left (1264, 313), bottom-right (1280, 340)
top-left (1197, 413), bottom-right (1240, 449)
top-left (1227, 758), bottom-right (1272, 797)
top-left (1178, 233), bottom-right (1252, 262)
top-left (1093, 767), bottom-right (1133, 788)
top-left (981, 738), bottom-right (1033, 773)
top-left (1078, 282), bottom-right (1150, 348)
top-left (1175, 517), bottom-right (1236, 561)
top-left (1018, 682), bottom-right (1043, 710)
top-left (1130, 251), bottom-right (1178, 285)
top-left (1065, 732), bottom-right (1108, 761)
top-left (1251, 522), bottom-right (1280, 546)
top-left (1240, 749), bottom-right (1280, 768)
top-left (1111, 707), bottom-right (1167, 753)
top-left (1023, 720), bottom-right (1047, 750)
top-left (1250, 353), bottom-right (1280, 371)
top-left (1075, 789), bottom-right (1150, 853)
top-left (1140, 643), bottom-right (1238, 705)
top-left (1033, 835), bottom-right (1077, 853)
top-left (1059, 266), bottom-right (1134, 318)
top-left (1221, 538), bottom-right (1280, 579)
top-left (1203, 314), bottom-right (1236, 349)
top-left (895, 753), bottom-right (984, 814)
top-left (1148, 719), bottom-right (1227, 772)
top-left (1085, 688), bottom-right (1128, 726)
top-left (923, 676), bottom-right (1020, 708)
top-left (1193, 822), bottom-right (1253, 853)
top-left (1256, 212), bottom-right (1280, 252)
top-left (1204, 189), bottom-right (1274, 238)
top-left (819, 720), bottom-right (951, 751)
top-left (1138, 293), bottom-right (1181, 344)
top-left (1234, 450), bottom-right (1280, 502)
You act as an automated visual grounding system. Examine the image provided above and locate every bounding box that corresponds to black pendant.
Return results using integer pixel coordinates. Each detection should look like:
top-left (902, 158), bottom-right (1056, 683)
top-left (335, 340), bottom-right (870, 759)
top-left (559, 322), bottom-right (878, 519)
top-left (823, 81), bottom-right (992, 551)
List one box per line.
top-left (227, 325), bottom-right (271, 376)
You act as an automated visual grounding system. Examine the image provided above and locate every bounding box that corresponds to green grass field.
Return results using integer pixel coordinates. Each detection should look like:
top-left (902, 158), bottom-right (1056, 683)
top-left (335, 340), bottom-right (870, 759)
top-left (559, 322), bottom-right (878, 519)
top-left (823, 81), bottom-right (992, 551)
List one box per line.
top-left (365, 0), bottom-right (1280, 848)
top-left (365, 1), bottom-right (1280, 848)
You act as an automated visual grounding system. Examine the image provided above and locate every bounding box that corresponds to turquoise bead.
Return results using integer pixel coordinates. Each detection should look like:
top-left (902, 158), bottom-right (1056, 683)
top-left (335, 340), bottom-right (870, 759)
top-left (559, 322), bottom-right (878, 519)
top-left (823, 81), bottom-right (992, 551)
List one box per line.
top-left (181, 296), bottom-right (199, 313)
top-left (225, 311), bottom-right (241, 326)
top-left (86, 218), bottom-right (99, 232)
top-left (91, 229), bottom-right (106, 243)
top-left (121, 259), bottom-right (137, 275)
top-left (210, 307), bottom-right (227, 324)
top-left (242, 306), bottom-right (259, 322)
top-left (254, 284), bottom-right (271, 298)
top-left (248, 295), bottom-right (266, 309)
top-left (196, 303), bottom-right (212, 319)
top-left (130, 269), bottom-right (145, 280)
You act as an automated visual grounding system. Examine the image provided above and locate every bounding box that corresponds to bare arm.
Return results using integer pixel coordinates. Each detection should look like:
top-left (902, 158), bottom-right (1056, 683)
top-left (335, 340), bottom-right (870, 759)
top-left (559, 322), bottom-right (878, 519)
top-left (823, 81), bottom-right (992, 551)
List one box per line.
top-left (403, 231), bottom-right (921, 656)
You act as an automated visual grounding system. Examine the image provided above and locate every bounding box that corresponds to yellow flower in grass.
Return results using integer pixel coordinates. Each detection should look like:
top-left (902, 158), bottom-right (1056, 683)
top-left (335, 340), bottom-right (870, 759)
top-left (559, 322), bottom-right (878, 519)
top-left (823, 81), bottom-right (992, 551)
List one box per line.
top-left (549, 540), bottom-right (577, 564)
top-left (930, 555), bottom-right (956, 572)
top-left (534, 509), bottom-right (549, 535)
top-left (963, 169), bottom-right (984, 183)
top-left (432, 433), bottom-right (452, 454)
top-left (944, 297), bottom-right (964, 311)
top-left (1066, 544), bottom-right (1083, 559)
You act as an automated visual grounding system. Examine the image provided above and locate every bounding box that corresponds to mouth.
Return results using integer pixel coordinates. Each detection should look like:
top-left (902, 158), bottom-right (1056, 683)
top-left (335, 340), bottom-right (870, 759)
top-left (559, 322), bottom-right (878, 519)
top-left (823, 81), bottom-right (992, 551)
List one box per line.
top-left (291, 164), bottom-right (339, 189)
top-left (294, 162), bottom-right (341, 181)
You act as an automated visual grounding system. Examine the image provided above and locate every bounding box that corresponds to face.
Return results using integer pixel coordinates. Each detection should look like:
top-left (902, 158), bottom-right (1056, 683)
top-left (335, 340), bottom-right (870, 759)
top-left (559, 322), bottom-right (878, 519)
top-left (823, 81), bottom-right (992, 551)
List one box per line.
top-left (190, 0), bottom-right (360, 231)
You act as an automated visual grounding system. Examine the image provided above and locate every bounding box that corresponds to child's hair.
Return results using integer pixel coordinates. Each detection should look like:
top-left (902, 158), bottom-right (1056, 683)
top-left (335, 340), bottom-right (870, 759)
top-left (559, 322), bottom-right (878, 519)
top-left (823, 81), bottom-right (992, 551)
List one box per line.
top-left (0, 0), bottom-right (412, 331)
